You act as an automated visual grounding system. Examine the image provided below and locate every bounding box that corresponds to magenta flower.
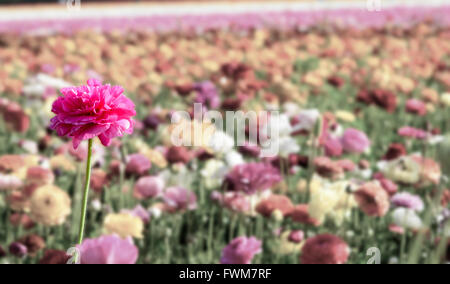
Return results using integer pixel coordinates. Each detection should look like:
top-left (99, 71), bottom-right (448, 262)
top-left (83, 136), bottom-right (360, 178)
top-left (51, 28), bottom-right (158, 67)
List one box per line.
top-left (225, 162), bottom-right (281, 195)
top-left (341, 128), bottom-right (370, 154)
top-left (405, 99), bottom-right (427, 116)
top-left (163, 187), bottom-right (197, 212)
top-left (50, 79), bottom-right (136, 149)
top-left (398, 126), bottom-right (428, 139)
top-left (391, 192), bottom-right (424, 212)
top-left (324, 135), bottom-right (343, 157)
top-left (76, 235), bottom-right (138, 264)
top-left (220, 236), bottom-right (262, 264)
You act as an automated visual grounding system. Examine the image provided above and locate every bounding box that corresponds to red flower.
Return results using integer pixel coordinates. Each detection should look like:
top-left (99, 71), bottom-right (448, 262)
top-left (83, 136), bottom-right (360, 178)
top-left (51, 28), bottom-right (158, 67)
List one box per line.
top-left (382, 143), bottom-right (407, 160)
top-left (256, 195), bottom-right (294, 218)
top-left (287, 204), bottom-right (320, 226)
top-left (300, 234), bottom-right (350, 264)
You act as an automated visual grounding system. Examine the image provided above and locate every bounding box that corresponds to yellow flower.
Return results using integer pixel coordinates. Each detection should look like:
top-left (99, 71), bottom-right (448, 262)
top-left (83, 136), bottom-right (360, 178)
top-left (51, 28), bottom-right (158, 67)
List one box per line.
top-left (50, 155), bottom-right (76, 172)
top-left (308, 176), bottom-right (356, 225)
top-left (29, 185), bottom-right (71, 226)
top-left (272, 231), bottom-right (304, 255)
top-left (335, 111), bottom-right (356, 123)
top-left (103, 213), bottom-right (144, 239)
top-left (440, 93), bottom-right (450, 107)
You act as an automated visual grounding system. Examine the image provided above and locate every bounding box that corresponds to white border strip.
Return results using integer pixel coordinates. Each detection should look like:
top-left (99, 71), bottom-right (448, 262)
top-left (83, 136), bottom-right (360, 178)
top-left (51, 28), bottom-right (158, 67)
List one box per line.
top-left (0, 0), bottom-right (448, 21)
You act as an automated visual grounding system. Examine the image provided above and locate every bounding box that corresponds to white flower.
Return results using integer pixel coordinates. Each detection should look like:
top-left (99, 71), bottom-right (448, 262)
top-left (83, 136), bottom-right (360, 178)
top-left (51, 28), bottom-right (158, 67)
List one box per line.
top-left (91, 199), bottom-right (102, 211)
top-left (0, 174), bottom-right (23, 191)
top-left (291, 109), bottom-right (320, 132)
top-left (282, 102), bottom-right (301, 117)
top-left (201, 159), bottom-right (228, 190)
top-left (150, 206), bottom-right (162, 219)
top-left (19, 140), bottom-right (38, 154)
top-left (225, 151), bottom-right (244, 167)
top-left (208, 131), bottom-right (234, 155)
top-left (276, 136), bottom-right (300, 157)
top-left (262, 114), bottom-right (293, 138)
top-left (391, 208), bottom-right (423, 230)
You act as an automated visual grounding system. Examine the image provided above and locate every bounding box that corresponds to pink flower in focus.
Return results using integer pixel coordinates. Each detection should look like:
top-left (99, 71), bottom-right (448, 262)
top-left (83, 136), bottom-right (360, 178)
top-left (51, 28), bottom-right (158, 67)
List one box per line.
top-left (220, 236), bottom-right (262, 264)
top-left (300, 234), bottom-right (349, 264)
top-left (398, 126), bottom-right (428, 139)
top-left (341, 128), bottom-right (370, 154)
top-left (163, 187), bottom-right (197, 212)
top-left (50, 79), bottom-right (136, 149)
top-left (225, 162), bottom-right (281, 195)
top-left (77, 235), bottom-right (138, 264)
top-left (133, 176), bottom-right (165, 200)
top-left (405, 99), bottom-right (427, 116)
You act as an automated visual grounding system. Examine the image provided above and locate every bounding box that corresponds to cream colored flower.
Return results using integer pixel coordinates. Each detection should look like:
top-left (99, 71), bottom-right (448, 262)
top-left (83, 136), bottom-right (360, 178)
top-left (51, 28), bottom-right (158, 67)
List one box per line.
top-left (382, 156), bottom-right (421, 184)
top-left (335, 110), bottom-right (356, 123)
top-left (50, 155), bottom-right (76, 172)
top-left (308, 176), bottom-right (356, 225)
top-left (440, 93), bottom-right (450, 107)
top-left (201, 159), bottom-right (227, 190)
top-left (272, 231), bottom-right (304, 255)
top-left (103, 212), bottom-right (144, 239)
top-left (29, 185), bottom-right (71, 226)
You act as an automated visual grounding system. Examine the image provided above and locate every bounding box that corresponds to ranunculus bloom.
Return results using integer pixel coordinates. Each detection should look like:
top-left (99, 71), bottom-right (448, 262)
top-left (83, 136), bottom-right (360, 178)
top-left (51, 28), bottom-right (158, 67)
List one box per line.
top-left (391, 192), bottom-right (424, 212)
top-left (398, 126), bottom-right (428, 139)
top-left (373, 172), bottom-right (398, 196)
top-left (121, 205), bottom-right (150, 224)
top-left (324, 136), bottom-right (343, 157)
top-left (341, 128), bottom-right (370, 154)
top-left (0, 101), bottom-right (30, 133)
top-left (18, 234), bottom-right (46, 256)
top-left (133, 176), bottom-right (164, 200)
top-left (163, 186), bottom-right (197, 212)
top-left (300, 234), bottom-right (349, 264)
top-left (287, 204), bottom-right (320, 226)
top-left (77, 235), bottom-right (138, 264)
top-left (39, 249), bottom-right (70, 264)
top-left (354, 182), bottom-right (390, 217)
top-left (220, 236), bottom-right (262, 264)
top-left (405, 99), bottom-right (427, 116)
top-left (103, 213), bottom-right (144, 239)
top-left (50, 79), bottom-right (136, 149)
top-left (225, 162), bottom-right (281, 195)
top-left (382, 143), bottom-right (407, 160)
top-left (125, 154), bottom-right (151, 177)
top-left (256, 194), bottom-right (294, 218)
top-left (9, 242), bottom-right (28, 258)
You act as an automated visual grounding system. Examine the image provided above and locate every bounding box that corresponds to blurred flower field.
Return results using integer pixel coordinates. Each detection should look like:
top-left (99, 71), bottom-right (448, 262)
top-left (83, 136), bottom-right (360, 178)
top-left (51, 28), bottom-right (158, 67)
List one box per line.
top-left (0, 3), bottom-right (450, 264)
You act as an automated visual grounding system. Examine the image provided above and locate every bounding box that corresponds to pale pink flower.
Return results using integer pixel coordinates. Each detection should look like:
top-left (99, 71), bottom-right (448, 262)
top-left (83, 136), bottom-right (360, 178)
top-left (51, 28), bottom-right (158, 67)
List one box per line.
top-left (341, 128), bottom-right (370, 153)
top-left (163, 187), bottom-right (197, 212)
top-left (398, 126), bottom-right (428, 139)
top-left (133, 176), bottom-right (164, 200)
top-left (405, 99), bottom-right (427, 116)
top-left (77, 235), bottom-right (138, 264)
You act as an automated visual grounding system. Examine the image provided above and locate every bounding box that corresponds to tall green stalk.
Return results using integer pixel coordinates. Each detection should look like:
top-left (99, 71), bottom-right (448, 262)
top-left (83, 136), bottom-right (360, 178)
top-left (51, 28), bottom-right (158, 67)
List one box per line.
top-left (77, 139), bottom-right (94, 245)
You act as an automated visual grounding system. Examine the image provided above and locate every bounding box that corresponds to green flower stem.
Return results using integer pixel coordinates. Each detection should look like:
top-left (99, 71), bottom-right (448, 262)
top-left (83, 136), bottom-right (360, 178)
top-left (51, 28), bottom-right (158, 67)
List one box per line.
top-left (77, 139), bottom-right (94, 245)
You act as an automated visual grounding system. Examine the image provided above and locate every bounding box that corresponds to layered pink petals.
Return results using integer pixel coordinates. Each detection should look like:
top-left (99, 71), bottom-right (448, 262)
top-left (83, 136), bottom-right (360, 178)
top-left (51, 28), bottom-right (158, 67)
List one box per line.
top-left (50, 79), bottom-right (136, 149)
top-left (76, 234), bottom-right (138, 264)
